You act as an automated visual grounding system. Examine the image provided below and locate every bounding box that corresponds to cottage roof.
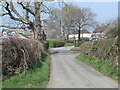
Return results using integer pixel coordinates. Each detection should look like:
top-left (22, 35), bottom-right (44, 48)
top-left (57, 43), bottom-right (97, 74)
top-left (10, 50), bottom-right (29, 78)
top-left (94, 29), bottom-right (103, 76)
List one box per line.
top-left (93, 24), bottom-right (110, 33)
top-left (81, 29), bottom-right (91, 34)
top-left (69, 29), bottom-right (91, 34)
top-left (2, 29), bottom-right (15, 33)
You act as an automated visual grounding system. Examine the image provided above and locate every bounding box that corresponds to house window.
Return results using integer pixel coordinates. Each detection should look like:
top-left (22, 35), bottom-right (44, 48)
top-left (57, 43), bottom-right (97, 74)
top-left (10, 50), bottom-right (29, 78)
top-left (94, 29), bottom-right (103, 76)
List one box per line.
top-left (3, 32), bottom-right (7, 36)
top-left (11, 31), bottom-right (16, 36)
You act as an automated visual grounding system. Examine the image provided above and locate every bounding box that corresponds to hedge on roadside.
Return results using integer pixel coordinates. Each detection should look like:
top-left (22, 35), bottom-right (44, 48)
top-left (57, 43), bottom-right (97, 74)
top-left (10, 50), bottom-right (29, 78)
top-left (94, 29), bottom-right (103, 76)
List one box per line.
top-left (47, 40), bottom-right (65, 48)
top-left (2, 36), bottom-right (46, 80)
top-left (78, 37), bottom-right (119, 66)
top-left (43, 41), bottom-right (49, 50)
top-left (75, 41), bottom-right (84, 47)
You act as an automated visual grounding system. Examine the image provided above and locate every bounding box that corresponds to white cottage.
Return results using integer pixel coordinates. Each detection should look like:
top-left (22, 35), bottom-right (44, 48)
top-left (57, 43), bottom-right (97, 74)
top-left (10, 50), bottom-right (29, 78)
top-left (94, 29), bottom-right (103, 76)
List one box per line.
top-left (69, 29), bottom-right (92, 40)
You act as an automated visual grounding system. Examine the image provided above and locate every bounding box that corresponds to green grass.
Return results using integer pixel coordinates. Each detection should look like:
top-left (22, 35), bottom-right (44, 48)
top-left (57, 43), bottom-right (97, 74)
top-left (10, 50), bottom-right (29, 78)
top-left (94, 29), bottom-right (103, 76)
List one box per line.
top-left (76, 54), bottom-right (118, 80)
top-left (2, 53), bottom-right (50, 88)
top-left (0, 82), bottom-right (2, 90)
top-left (70, 48), bottom-right (80, 52)
top-left (65, 41), bottom-right (85, 47)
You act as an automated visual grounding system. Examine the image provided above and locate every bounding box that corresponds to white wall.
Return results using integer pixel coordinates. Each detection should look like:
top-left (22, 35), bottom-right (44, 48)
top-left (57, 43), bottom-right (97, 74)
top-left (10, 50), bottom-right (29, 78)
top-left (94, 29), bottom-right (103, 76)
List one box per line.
top-left (69, 33), bottom-right (92, 40)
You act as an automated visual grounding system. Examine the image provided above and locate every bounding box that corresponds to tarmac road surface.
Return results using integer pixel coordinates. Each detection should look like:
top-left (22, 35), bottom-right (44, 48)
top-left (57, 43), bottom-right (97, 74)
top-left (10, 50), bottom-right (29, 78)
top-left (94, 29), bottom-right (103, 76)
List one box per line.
top-left (47, 46), bottom-right (118, 88)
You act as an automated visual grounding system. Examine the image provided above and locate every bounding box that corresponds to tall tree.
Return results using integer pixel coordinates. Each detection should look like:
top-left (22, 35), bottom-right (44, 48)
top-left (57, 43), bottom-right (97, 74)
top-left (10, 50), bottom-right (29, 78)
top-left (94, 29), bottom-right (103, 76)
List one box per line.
top-left (62, 5), bottom-right (96, 41)
top-left (61, 4), bottom-right (77, 41)
top-left (73, 8), bottom-right (96, 41)
top-left (0, 0), bottom-right (53, 41)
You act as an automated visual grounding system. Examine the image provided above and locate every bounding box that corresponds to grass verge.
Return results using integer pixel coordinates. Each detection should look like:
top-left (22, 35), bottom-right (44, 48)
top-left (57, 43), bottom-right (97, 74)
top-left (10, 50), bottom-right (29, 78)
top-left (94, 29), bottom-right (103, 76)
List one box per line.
top-left (70, 47), bottom-right (80, 52)
top-left (76, 54), bottom-right (118, 80)
top-left (2, 53), bottom-right (50, 88)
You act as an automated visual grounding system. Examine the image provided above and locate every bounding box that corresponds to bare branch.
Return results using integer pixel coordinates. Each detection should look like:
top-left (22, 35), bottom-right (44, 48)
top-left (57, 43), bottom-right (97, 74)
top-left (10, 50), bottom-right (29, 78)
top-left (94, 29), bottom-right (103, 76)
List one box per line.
top-left (17, 2), bottom-right (35, 16)
top-left (4, 2), bottom-right (31, 24)
top-left (25, 2), bottom-right (30, 21)
top-left (0, 25), bottom-right (30, 29)
top-left (41, 3), bottom-right (52, 13)
top-left (10, 1), bottom-right (24, 20)
top-left (0, 13), bottom-right (9, 16)
top-left (41, 10), bottom-right (50, 13)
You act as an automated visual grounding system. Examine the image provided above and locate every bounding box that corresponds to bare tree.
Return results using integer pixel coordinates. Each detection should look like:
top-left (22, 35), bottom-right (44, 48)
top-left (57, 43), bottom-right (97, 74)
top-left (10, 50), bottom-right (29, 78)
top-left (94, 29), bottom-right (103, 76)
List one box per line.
top-left (0, 0), bottom-right (54, 41)
top-left (61, 4), bottom-right (77, 41)
top-left (61, 5), bottom-right (96, 41)
top-left (72, 8), bottom-right (96, 41)
top-left (44, 2), bottom-right (66, 40)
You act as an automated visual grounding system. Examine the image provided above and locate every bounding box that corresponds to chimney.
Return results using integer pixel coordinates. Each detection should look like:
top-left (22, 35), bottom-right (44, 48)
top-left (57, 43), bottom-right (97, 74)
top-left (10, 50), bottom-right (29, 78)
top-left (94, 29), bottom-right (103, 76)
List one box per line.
top-left (101, 24), bottom-right (104, 27)
top-left (105, 24), bottom-right (111, 33)
top-left (96, 25), bottom-right (98, 28)
top-left (107, 24), bottom-right (110, 27)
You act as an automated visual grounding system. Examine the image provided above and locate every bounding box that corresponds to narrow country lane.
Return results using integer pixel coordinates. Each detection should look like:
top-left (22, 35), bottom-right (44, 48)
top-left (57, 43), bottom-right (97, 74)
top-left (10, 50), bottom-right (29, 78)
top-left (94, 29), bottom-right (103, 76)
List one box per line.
top-left (47, 46), bottom-right (118, 88)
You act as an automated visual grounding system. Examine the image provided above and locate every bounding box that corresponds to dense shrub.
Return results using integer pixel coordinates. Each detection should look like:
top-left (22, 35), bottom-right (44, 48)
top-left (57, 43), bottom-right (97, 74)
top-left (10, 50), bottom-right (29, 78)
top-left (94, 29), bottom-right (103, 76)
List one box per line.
top-left (75, 41), bottom-right (84, 47)
top-left (65, 43), bottom-right (75, 46)
top-left (53, 41), bottom-right (65, 47)
top-left (106, 27), bottom-right (118, 38)
top-left (3, 54), bottom-right (50, 88)
top-left (2, 36), bottom-right (46, 80)
top-left (43, 41), bottom-right (49, 50)
top-left (78, 37), bottom-right (118, 66)
top-left (48, 40), bottom-right (65, 48)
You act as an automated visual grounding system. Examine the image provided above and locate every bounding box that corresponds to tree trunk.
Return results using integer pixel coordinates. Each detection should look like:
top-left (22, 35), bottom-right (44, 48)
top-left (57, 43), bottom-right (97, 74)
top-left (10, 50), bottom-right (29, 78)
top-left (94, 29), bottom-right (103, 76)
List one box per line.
top-left (67, 33), bottom-right (69, 42)
top-left (34, 1), bottom-right (42, 41)
top-left (78, 26), bottom-right (81, 42)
